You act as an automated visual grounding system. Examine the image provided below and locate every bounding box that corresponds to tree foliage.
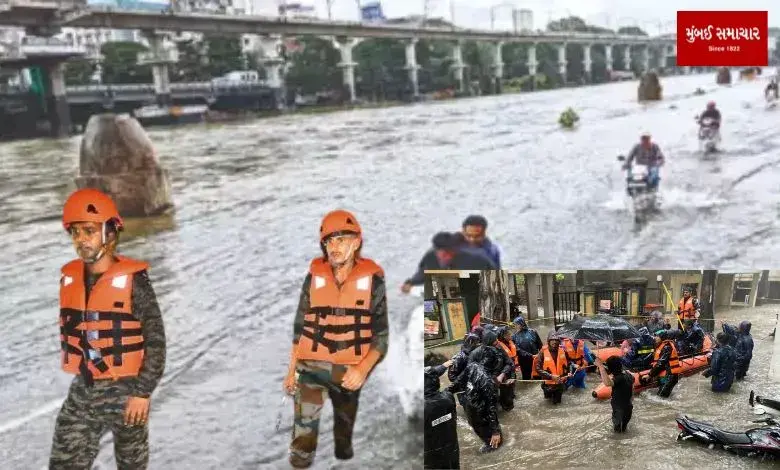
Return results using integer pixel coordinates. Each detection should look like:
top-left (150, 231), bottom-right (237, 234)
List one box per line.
top-left (100, 41), bottom-right (151, 84)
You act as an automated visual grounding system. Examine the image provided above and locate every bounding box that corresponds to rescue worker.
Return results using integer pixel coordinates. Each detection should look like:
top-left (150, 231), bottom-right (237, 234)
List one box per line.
top-left (645, 310), bottom-right (669, 336)
top-left (469, 330), bottom-right (514, 393)
top-left (50, 188), bottom-right (167, 470)
top-left (533, 331), bottom-right (569, 405)
top-left (511, 315), bottom-right (543, 380)
top-left (595, 356), bottom-right (634, 433)
top-left (561, 337), bottom-right (594, 390)
top-left (495, 326), bottom-right (518, 411)
top-left (401, 232), bottom-right (496, 293)
top-left (678, 287), bottom-right (699, 321)
top-left (458, 215), bottom-right (502, 268)
top-left (678, 319), bottom-right (705, 355)
top-left (424, 362), bottom-right (460, 469)
top-left (448, 333), bottom-right (481, 408)
top-left (623, 132), bottom-right (665, 190)
top-left (698, 101), bottom-right (722, 129)
top-left (640, 330), bottom-right (681, 398)
top-left (622, 327), bottom-right (656, 371)
top-left (447, 351), bottom-right (502, 454)
top-left (702, 332), bottom-right (736, 393)
top-left (722, 320), bottom-right (754, 380)
top-left (283, 210), bottom-right (390, 468)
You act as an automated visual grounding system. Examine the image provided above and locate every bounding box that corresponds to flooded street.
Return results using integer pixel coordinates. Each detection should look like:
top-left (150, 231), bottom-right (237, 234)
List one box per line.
top-left (455, 305), bottom-right (780, 469)
top-left (1, 70), bottom-right (778, 469)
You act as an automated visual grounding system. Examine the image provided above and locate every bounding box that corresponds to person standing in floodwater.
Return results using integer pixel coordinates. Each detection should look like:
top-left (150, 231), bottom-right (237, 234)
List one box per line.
top-left (283, 210), bottom-right (389, 468)
top-left (50, 188), bottom-right (167, 470)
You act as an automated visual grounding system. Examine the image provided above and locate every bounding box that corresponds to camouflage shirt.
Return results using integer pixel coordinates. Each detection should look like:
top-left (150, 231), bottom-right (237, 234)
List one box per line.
top-left (84, 269), bottom-right (167, 398)
top-left (292, 271), bottom-right (389, 361)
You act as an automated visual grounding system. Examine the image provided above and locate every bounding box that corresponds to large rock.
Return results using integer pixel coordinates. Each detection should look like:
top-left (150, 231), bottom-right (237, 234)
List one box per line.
top-left (76, 113), bottom-right (174, 217)
top-left (637, 71), bottom-right (662, 101)
top-left (716, 67), bottom-right (731, 85)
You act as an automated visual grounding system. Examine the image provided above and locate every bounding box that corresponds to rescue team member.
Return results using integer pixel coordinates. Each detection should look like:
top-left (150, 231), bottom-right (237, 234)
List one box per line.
top-left (561, 337), bottom-right (594, 390)
top-left (533, 332), bottom-right (570, 405)
top-left (678, 287), bottom-right (698, 320)
top-left (283, 210), bottom-right (389, 469)
top-left (722, 320), bottom-right (754, 380)
top-left (495, 326), bottom-right (518, 411)
top-left (511, 315), bottom-right (543, 380)
top-left (595, 356), bottom-right (634, 433)
top-left (702, 332), bottom-right (736, 393)
top-left (640, 330), bottom-right (681, 398)
top-left (424, 362), bottom-right (460, 469)
top-left (50, 189), bottom-right (167, 470)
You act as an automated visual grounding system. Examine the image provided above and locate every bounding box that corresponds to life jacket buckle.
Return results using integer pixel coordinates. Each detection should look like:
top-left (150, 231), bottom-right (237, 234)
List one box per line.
top-left (86, 330), bottom-right (99, 341)
top-left (86, 310), bottom-right (100, 322)
top-left (87, 349), bottom-right (102, 360)
top-left (334, 307), bottom-right (346, 316)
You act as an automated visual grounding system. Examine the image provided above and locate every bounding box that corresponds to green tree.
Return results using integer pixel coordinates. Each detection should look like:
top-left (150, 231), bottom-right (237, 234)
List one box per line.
top-left (284, 37), bottom-right (341, 94)
top-left (205, 36), bottom-right (244, 77)
top-left (100, 41), bottom-right (151, 84)
top-left (64, 59), bottom-right (95, 85)
top-left (174, 39), bottom-right (209, 82)
top-left (617, 26), bottom-right (648, 36)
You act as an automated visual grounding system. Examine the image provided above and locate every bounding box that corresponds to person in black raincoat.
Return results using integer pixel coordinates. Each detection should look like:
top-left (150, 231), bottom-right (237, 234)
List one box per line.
top-left (448, 333), bottom-right (481, 408)
top-left (622, 327), bottom-right (656, 371)
top-left (677, 319), bottom-right (705, 355)
top-left (494, 326), bottom-right (518, 411)
top-left (702, 332), bottom-right (736, 393)
top-left (469, 329), bottom-right (514, 392)
top-left (722, 320), bottom-right (754, 380)
top-left (424, 363), bottom-right (459, 469)
top-left (447, 349), bottom-right (502, 454)
top-left (511, 315), bottom-right (543, 380)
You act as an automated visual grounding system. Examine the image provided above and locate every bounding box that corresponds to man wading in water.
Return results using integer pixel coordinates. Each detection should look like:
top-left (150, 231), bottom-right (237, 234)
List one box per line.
top-left (50, 188), bottom-right (167, 470)
top-left (283, 210), bottom-right (389, 468)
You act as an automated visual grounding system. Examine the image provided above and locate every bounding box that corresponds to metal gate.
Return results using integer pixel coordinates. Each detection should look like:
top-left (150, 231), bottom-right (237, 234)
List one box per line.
top-left (553, 291), bottom-right (580, 328)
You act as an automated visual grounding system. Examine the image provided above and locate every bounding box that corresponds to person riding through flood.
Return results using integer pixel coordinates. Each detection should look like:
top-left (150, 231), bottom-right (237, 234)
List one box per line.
top-left (533, 331), bottom-right (569, 405)
top-left (765, 78), bottom-right (779, 100)
top-left (510, 315), bottom-right (543, 380)
top-left (698, 101), bottom-right (722, 130)
top-left (622, 326), bottom-right (656, 371)
top-left (561, 337), bottom-right (594, 390)
top-left (702, 332), bottom-right (736, 393)
top-left (623, 132), bottom-right (665, 191)
top-left (424, 362), bottom-right (460, 469)
top-left (401, 232), bottom-right (496, 293)
top-left (447, 346), bottom-right (503, 454)
top-left (640, 330), bottom-right (681, 398)
top-left (722, 320), bottom-right (754, 381)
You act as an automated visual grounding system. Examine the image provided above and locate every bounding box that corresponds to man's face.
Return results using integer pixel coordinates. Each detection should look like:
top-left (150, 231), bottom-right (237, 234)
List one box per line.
top-left (435, 248), bottom-right (454, 266)
top-left (640, 137), bottom-right (651, 148)
top-left (684, 291), bottom-right (690, 299)
top-left (548, 339), bottom-right (560, 349)
top-left (325, 233), bottom-right (360, 266)
top-left (462, 224), bottom-right (486, 246)
top-left (68, 221), bottom-right (104, 261)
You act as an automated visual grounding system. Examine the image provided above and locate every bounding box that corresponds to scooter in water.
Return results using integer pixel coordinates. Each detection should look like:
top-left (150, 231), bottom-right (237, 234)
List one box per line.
top-left (676, 415), bottom-right (780, 459)
top-left (750, 390), bottom-right (780, 418)
top-left (617, 155), bottom-right (659, 223)
top-left (398, 285), bottom-right (424, 421)
top-left (697, 116), bottom-right (721, 153)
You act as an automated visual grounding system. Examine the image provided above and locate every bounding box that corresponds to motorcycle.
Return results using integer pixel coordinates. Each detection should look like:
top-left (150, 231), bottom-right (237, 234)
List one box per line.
top-left (398, 285), bottom-right (424, 421)
top-left (617, 155), bottom-right (659, 222)
top-left (676, 415), bottom-right (780, 459)
top-left (766, 91), bottom-right (778, 109)
top-left (697, 116), bottom-right (720, 153)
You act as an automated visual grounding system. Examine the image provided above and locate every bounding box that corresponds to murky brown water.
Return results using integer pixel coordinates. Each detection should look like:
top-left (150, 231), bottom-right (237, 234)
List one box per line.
top-left (453, 305), bottom-right (779, 470)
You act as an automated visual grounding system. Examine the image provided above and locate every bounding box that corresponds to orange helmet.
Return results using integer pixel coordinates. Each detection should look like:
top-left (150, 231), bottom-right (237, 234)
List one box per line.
top-left (62, 188), bottom-right (123, 231)
top-left (319, 209), bottom-right (361, 240)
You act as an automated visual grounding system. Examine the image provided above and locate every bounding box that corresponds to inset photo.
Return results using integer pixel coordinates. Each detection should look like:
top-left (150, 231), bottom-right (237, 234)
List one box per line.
top-left (423, 270), bottom-right (780, 469)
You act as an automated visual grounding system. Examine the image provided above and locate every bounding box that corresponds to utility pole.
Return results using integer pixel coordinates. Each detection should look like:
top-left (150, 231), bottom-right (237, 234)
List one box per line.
top-left (700, 270), bottom-right (718, 332)
top-left (449, 0), bottom-right (455, 28)
top-left (326, 0), bottom-right (333, 20)
top-left (355, 0), bottom-right (361, 21)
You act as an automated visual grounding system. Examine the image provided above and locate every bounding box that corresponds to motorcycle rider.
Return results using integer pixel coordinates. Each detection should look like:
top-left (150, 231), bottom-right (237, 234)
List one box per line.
top-left (623, 132), bottom-right (665, 191)
top-left (702, 332), bottom-right (736, 393)
top-left (766, 78), bottom-right (779, 100)
top-left (698, 100), bottom-right (722, 138)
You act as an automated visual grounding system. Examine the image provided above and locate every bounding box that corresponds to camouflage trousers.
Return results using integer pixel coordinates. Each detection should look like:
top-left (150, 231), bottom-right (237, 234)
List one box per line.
top-left (49, 376), bottom-right (149, 470)
top-left (289, 360), bottom-right (361, 468)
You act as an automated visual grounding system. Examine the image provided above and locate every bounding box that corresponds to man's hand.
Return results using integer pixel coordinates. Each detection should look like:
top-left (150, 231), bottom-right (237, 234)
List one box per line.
top-left (489, 433), bottom-right (502, 449)
top-left (124, 397), bottom-right (150, 426)
top-left (342, 364), bottom-right (369, 391)
top-left (400, 282), bottom-right (412, 294)
top-left (443, 359), bottom-right (454, 368)
top-left (496, 373), bottom-right (506, 384)
top-left (594, 357), bottom-right (603, 367)
top-left (283, 370), bottom-right (297, 396)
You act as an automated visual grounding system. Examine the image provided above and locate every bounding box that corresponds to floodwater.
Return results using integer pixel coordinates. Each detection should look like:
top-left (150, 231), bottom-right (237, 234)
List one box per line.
top-left (454, 305), bottom-right (780, 470)
top-left (0, 70), bottom-right (777, 469)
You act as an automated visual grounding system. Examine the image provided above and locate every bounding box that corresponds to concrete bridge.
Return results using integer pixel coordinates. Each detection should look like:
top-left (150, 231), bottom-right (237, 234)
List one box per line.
top-left (0, 0), bottom-right (677, 137)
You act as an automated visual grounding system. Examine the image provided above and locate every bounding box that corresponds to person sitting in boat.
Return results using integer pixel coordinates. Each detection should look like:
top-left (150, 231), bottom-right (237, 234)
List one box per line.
top-left (702, 332), bottom-right (736, 393)
top-left (645, 311), bottom-right (669, 335)
top-left (622, 327), bottom-right (656, 371)
top-left (677, 319), bottom-right (705, 355)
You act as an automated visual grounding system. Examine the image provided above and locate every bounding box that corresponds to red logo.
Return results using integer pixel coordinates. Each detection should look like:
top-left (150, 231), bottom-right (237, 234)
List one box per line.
top-left (676, 11), bottom-right (768, 66)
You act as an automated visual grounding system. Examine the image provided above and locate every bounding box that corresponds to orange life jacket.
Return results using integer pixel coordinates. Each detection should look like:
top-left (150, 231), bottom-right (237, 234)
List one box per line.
top-left (497, 339), bottom-right (518, 367)
top-left (562, 338), bottom-right (586, 367)
top-left (678, 297), bottom-right (696, 320)
top-left (59, 256), bottom-right (148, 381)
top-left (533, 345), bottom-right (567, 385)
top-left (297, 257), bottom-right (384, 365)
top-left (652, 340), bottom-right (682, 376)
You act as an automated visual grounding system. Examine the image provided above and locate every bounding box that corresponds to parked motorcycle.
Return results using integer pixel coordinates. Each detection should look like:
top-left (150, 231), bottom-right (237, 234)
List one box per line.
top-left (676, 414), bottom-right (780, 459)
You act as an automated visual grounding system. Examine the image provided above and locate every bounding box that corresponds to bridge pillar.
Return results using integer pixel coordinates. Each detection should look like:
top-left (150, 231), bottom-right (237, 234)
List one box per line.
top-left (138, 31), bottom-right (176, 107)
top-left (331, 36), bottom-right (363, 103)
top-left (582, 43), bottom-right (592, 83)
top-left (623, 45), bottom-right (632, 72)
top-left (641, 46), bottom-right (650, 73)
top-left (45, 62), bottom-right (71, 138)
top-left (258, 35), bottom-right (286, 109)
top-left (605, 44), bottom-right (614, 76)
top-left (404, 38), bottom-right (420, 100)
top-left (659, 46), bottom-right (668, 72)
top-left (492, 41), bottom-right (504, 94)
top-left (526, 43), bottom-right (538, 90)
top-left (451, 40), bottom-right (465, 94)
top-left (557, 43), bottom-right (567, 86)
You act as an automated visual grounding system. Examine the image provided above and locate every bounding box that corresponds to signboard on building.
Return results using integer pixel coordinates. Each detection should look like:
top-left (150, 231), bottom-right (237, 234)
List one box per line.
top-left (360, 1), bottom-right (385, 22)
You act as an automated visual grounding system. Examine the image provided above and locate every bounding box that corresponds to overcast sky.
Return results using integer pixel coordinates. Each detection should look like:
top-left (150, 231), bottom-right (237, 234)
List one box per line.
top-left (243, 0), bottom-right (779, 32)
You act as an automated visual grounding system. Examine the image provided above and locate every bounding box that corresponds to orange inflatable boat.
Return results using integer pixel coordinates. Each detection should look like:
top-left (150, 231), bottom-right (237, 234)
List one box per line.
top-left (591, 335), bottom-right (713, 400)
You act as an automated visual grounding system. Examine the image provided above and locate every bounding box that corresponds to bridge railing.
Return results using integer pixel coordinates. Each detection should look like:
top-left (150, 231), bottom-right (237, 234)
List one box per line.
top-left (64, 81), bottom-right (274, 94)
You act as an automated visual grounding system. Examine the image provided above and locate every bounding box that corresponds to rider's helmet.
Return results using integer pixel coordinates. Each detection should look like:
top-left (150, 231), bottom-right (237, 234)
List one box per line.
top-left (707, 101), bottom-right (716, 109)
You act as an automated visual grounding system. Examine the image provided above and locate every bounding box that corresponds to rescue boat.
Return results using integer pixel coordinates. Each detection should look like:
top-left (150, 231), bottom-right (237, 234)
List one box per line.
top-left (591, 334), bottom-right (713, 400)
